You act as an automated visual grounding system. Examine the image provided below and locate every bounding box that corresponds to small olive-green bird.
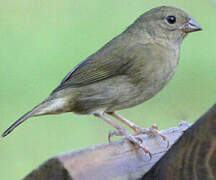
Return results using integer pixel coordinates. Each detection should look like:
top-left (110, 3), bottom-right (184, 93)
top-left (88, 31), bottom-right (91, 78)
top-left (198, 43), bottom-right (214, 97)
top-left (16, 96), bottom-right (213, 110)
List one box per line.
top-left (2, 6), bottom-right (201, 153)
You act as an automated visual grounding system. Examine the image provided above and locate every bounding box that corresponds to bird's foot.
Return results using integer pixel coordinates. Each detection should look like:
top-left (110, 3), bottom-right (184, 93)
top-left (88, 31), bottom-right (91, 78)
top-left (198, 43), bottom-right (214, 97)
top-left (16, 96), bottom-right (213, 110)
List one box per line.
top-left (133, 124), bottom-right (168, 147)
top-left (95, 112), bottom-right (151, 155)
top-left (108, 128), bottom-right (151, 156)
top-left (107, 112), bottom-right (167, 146)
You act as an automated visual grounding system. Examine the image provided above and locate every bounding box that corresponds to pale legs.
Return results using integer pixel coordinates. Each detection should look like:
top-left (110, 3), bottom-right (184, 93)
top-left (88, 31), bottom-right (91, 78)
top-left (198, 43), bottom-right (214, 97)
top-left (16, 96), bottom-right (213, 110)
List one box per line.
top-left (94, 112), bottom-right (150, 154)
top-left (107, 112), bottom-right (166, 141)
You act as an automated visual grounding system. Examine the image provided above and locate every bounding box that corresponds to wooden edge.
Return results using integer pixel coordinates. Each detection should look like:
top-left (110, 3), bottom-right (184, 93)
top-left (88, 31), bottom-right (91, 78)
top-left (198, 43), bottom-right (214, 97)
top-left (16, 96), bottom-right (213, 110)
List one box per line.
top-left (23, 121), bottom-right (190, 180)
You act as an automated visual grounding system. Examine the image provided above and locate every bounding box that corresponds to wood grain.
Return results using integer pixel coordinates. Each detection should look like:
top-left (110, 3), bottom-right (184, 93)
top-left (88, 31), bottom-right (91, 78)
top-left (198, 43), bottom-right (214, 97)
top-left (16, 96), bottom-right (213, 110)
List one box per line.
top-left (23, 122), bottom-right (190, 180)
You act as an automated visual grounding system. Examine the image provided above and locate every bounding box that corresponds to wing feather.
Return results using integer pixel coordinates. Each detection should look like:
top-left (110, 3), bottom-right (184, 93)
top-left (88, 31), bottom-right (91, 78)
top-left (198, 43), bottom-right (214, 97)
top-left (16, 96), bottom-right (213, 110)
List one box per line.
top-left (52, 42), bottom-right (149, 93)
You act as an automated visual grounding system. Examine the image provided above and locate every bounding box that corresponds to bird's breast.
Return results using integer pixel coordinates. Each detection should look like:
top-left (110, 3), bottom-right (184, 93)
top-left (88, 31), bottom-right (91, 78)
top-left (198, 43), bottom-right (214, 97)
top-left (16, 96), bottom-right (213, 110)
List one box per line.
top-left (131, 46), bottom-right (180, 102)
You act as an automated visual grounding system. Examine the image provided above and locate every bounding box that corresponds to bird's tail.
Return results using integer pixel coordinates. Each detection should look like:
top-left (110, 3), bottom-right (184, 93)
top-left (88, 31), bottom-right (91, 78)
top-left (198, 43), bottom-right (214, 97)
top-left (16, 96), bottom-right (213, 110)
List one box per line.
top-left (1, 108), bottom-right (36, 137)
top-left (2, 97), bottom-right (67, 137)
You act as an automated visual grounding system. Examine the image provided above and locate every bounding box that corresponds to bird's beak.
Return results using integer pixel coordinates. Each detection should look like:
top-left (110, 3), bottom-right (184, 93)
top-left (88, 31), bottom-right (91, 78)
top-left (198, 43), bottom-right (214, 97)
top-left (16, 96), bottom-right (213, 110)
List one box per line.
top-left (182, 17), bottom-right (202, 33)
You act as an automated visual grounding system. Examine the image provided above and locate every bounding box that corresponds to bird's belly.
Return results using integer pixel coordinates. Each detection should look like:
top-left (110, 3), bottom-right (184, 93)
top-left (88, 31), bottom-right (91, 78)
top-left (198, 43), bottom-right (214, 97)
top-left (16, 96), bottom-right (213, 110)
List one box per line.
top-left (70, 63), bottom-right (177, 114)
top-left (107, 64), bottom-right (177, 112)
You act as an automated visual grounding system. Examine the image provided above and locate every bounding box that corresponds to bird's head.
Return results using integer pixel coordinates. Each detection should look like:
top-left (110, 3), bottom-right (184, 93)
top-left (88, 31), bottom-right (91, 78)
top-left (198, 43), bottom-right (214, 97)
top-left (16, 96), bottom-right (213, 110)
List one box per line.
top-left (132, 6), bottom-right (202, 45)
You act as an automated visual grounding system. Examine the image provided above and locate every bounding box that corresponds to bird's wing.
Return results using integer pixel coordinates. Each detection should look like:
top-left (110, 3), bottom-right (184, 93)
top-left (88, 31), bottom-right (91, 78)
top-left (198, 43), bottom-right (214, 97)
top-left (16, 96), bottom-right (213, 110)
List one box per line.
top-left (52, 44), bottom-right (136, 93)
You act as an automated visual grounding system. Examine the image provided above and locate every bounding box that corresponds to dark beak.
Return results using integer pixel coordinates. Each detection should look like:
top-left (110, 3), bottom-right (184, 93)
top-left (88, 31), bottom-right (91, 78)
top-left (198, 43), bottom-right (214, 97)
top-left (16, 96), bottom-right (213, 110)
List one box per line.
top-left (182, 17), bottom-right (202, 33)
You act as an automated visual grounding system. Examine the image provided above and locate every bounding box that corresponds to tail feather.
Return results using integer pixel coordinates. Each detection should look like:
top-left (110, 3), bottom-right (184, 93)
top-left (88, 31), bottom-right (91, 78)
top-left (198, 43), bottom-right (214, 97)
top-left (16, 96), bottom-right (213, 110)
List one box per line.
top-left (2, 97), bottom-right (68, 137)
top-left (1, 109), bottom-right (34, 137)
top-left (1, 100), bottom-right (47, 137)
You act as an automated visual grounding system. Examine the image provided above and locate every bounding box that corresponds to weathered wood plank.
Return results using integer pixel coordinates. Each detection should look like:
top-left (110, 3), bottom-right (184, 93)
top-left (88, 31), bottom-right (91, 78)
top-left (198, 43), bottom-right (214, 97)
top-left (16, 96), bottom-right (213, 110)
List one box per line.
top-left (23, 122), bottom-right (190, 180)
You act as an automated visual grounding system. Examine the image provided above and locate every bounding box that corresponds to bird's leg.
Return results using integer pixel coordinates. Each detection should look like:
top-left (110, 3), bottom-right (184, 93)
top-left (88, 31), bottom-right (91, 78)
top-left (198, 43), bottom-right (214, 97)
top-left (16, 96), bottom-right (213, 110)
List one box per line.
top-left (107, 112), bottom-right (166, 141)
top-left (94, 112), bottom-right (150, 154)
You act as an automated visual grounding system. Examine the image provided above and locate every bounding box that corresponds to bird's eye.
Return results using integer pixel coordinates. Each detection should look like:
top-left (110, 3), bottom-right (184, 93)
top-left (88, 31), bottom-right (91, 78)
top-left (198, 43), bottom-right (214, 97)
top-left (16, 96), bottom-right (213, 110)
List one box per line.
top-left (166, 16), bottom-right (176, 24)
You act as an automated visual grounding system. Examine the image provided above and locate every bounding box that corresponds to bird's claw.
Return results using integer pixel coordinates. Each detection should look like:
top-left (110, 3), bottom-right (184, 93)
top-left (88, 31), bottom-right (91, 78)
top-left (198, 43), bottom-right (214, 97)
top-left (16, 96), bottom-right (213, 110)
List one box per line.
top-left (108, 129), bottom-right (126, 143)
top-left (126, 134), bottom-right (151, 159)
top-left (108, 128), bottom-right (151, 157)
top-left (133, 124), bottom-right (169, 148)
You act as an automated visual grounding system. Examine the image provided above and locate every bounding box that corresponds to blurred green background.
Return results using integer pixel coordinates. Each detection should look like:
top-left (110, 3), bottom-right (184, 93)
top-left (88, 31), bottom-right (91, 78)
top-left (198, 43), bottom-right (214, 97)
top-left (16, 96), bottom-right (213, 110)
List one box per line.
top-left (0, 0), bottom-right (216, 179)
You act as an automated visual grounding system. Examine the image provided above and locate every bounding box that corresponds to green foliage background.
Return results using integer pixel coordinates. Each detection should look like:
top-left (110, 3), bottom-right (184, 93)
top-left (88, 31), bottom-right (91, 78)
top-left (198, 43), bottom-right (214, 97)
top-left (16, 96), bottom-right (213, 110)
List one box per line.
top-left (0, 0), bottom-right (215, 179)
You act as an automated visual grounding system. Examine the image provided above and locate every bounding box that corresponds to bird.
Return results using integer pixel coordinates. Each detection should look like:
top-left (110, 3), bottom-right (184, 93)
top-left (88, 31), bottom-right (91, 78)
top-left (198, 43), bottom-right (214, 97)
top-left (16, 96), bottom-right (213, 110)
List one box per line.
top-left (2, 6), bottom-right (202, 153)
